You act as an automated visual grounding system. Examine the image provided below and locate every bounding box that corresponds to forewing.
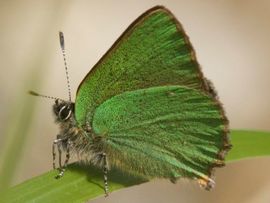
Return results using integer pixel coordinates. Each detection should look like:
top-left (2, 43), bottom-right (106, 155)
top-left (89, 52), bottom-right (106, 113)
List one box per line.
top-left (75, 6), bottom-right (209, 124)
top-left (92, 85), bottom-right (230, 186)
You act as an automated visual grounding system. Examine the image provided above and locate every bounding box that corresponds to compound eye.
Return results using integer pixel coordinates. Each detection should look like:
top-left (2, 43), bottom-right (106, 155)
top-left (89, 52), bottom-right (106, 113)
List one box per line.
top-left (58, 105), bottom-right (71, 121)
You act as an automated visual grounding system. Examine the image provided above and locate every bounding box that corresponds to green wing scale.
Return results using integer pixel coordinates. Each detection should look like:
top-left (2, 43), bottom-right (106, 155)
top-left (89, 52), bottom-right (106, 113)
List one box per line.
top-left (93, 86), bottom-right (228, 187)
top-left (76, 6), bottom-right (210, 124)
top-left (74, 6), bottom-right (230, 189)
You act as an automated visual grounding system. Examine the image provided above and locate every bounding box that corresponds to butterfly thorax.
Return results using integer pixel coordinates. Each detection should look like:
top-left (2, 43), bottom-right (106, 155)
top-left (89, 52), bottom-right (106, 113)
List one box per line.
top-left (52, 99), bottom-right (106, 167)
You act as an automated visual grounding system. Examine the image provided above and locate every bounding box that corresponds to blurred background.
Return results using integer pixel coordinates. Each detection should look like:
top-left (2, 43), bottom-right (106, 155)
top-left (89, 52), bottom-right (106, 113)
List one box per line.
top-left (0, 0), bottom-right (269, 202)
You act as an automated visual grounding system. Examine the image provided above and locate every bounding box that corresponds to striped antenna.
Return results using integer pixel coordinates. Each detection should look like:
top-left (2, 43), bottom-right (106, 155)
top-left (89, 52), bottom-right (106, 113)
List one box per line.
top-left (59, 31), bottom-right (72, 102)
top-left (29, 90), bottom-right (64, 102)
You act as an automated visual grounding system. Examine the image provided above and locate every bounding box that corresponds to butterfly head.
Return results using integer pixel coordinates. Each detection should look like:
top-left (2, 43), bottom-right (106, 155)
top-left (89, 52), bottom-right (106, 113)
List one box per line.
top-left (53, 99), bottom-right (75, 122)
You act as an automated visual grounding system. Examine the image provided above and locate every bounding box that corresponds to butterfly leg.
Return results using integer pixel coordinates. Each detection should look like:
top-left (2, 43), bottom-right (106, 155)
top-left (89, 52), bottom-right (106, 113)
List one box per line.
top-left (56, 139), bottom-right (71, 179)
top-left (52, 138), bottom-right (62, 170)
top-left (102, 152), bottom-right (109, 196)
top-left (84, 120), bottom-right (96, 140)
top-left (52, 138), bottom-right (71, 179)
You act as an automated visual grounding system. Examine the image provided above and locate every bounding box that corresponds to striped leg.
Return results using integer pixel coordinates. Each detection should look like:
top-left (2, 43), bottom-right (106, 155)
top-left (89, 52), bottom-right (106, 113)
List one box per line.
top-left (52, 138), bottom-right (71, 179)
top-left (102, 153), bottom-right (109, 196)
top-left (56, 140), bottom-right (71, 179)
top-left (52, 138), bottom-right (62, 170)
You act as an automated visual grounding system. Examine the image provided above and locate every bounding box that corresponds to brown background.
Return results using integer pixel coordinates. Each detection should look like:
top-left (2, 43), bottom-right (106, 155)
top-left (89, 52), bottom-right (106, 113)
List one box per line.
top-left (0, 0), bottom-right (270, 202)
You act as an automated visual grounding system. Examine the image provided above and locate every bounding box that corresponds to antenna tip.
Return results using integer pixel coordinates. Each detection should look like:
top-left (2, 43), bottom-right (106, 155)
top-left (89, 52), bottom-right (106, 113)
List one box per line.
top-left (28, 90), bottom-right (39, 96)
top-left (59, 31), bottom-right (65, 49)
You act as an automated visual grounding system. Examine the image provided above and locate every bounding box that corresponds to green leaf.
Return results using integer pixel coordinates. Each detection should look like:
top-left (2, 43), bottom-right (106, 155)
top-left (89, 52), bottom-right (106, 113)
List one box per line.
top-left (4, 130), bottom-right (270, 203)
top-left (3, 164), bottom-right (147, 203)
top-left (226, 130), bottom-right (270, 161)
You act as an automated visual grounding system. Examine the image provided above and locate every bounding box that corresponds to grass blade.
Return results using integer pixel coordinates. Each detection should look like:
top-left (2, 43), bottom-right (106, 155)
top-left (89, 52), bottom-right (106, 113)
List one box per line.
top-left (3, 130), bottom-right (270, 203)
top-left (226, 130), bottom-right (270, 161)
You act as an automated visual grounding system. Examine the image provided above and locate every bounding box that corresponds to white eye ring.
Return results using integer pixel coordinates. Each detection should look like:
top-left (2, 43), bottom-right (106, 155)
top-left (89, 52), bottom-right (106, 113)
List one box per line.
top-left (58, 105), bottom-right (71, 121)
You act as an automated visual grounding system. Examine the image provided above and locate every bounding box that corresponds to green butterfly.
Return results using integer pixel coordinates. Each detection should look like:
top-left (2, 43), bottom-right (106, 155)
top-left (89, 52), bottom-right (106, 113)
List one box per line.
top-left (33, 5), bottom-right (231, 196)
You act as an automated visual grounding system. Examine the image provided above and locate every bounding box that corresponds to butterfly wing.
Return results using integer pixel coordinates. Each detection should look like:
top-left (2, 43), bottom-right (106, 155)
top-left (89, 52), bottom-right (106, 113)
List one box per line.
top-left (92, 85), bottom-right (229, 187)
top-left (75, 6), bottom-right (211, 125)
